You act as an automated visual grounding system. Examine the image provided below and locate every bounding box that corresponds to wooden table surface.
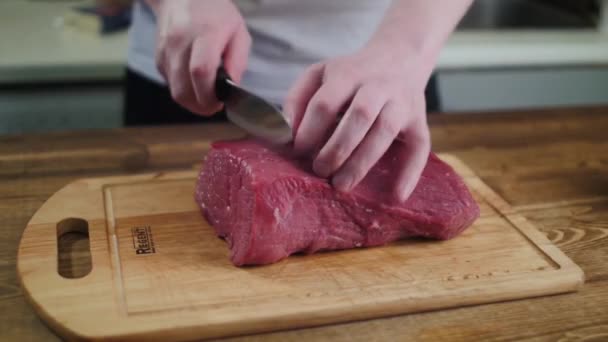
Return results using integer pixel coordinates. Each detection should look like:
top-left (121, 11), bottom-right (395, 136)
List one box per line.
top-left (2, 107), bottom-right (608, 341)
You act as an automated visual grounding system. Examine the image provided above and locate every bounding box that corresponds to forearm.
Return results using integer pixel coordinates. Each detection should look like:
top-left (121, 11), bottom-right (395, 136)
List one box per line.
top-left (368, 0), bottom-right (472, 79)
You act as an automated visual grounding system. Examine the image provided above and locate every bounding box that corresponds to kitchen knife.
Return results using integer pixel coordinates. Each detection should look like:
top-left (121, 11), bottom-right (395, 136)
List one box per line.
top-left (215, 67), bottom-right (293, 145)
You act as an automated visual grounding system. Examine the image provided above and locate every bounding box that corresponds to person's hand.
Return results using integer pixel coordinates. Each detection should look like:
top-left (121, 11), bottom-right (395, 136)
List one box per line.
top-left (152, 0), bottom-right (251, 115)
top-left (284, 47), bottom-right (431, 202)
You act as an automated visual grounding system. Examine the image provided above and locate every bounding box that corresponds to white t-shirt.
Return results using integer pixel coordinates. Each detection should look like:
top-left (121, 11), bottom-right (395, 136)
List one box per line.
top-left (127, 0), bottom-right (392, 105)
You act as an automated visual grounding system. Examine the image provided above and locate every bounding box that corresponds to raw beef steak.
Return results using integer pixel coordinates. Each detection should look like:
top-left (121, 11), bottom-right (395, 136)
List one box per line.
top-left (195, 139), bottom-right (479, 266)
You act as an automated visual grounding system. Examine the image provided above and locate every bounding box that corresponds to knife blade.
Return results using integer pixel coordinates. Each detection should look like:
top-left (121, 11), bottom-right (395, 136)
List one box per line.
top-left (214, 67), bottom-right (293, 145)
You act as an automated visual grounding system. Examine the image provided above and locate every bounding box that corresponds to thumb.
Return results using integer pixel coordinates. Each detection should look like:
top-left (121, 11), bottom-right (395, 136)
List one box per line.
top-left (283, 63), bottom-right (324, 135)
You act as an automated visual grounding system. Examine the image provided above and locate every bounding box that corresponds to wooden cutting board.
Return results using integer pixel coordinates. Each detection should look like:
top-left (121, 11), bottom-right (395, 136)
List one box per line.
top-left (17, 154), bottom-right (584, 341)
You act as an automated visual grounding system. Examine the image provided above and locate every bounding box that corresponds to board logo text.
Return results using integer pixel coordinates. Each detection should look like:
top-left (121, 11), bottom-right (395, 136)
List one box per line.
top-left (131, 226), bottom-right (156, 255)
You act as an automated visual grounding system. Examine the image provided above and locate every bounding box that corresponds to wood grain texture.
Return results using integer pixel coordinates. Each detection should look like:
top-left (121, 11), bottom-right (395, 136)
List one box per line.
top-left (2, 106), bottom-right (608, 341)
top-left (16, 156), bottom-right (583, 341)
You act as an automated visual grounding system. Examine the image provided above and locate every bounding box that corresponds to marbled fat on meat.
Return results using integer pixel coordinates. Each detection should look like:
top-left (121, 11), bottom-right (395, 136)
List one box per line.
top-left (195, 139), bottom-right (480, 266)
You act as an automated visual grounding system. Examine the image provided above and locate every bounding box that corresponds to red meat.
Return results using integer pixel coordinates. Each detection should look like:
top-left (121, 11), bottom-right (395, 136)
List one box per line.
top-left (195, 139), bottom-right (479, 266)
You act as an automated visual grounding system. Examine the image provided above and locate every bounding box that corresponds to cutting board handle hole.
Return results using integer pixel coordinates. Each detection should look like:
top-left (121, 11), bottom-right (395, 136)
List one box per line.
top-left (57, 218), bottom-right (92, 279)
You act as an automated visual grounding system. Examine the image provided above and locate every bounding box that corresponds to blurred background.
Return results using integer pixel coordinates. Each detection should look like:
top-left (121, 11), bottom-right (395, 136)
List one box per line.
top-left (1, 0), bottom-right (607, 135)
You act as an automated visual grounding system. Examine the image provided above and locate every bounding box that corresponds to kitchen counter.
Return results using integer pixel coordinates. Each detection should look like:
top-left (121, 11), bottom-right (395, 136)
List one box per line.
top-left (2, 107), bottom-right (608, 341)
top-left (0, 0), bottom-right (127, 84)
top-left (439, 30), bottom-right (608, 69)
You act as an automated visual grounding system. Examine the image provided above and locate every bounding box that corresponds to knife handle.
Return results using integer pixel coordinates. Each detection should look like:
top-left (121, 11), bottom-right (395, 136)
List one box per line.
top-left (215, 66), bottom-right (233, 102)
